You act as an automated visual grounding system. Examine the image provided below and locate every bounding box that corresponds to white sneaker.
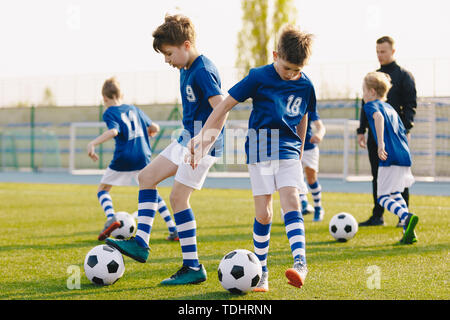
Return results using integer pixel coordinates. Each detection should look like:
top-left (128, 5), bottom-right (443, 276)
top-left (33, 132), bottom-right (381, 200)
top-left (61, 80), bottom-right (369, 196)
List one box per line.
top-left (285, 261), bottom-right (308, 288)
top-left (253, 271), bottom-right (269, 292)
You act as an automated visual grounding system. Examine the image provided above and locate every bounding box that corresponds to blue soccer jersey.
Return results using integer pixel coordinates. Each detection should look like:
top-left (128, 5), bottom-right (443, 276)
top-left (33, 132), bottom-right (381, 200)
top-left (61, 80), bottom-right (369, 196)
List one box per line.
top-left (228, 64), bottom-right (317, 164)
top-left (303, 110), bottom-right (320, 151)
top-left (103, 104), bottom-right (153, 171)
top-left (363, 99), bottom-right (412, 167)
top-left (177, 55), bottom-right (223, 157)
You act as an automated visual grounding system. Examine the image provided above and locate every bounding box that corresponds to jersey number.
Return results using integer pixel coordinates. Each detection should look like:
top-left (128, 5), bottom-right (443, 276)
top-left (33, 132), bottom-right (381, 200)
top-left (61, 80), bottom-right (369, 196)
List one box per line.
top-left (121, 111), bottom-right (144, 140)
top-left (286, 95), bottom-right (302, 116)
top-left (186, 85), bottom-right (197, 102)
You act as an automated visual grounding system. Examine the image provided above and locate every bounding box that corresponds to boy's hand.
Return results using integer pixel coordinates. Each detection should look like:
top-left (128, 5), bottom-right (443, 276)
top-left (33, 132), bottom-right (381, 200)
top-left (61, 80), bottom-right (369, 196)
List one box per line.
top-left (357, 134), bottom-right (366, 148)
top-left (377, 144), bottom-right (388, 161)
top-left (310, 133), bottom-right (323, 144)
top-left (185, 134), bottom-right (207, 169)
top-left (87, 143), bottom-right (99, 162)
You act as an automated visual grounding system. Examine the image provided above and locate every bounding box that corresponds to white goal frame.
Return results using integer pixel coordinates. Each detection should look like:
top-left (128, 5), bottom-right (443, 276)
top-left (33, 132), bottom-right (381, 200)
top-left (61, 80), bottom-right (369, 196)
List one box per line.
top-left (69, 119), bottom-right (361, 180)
top-left (69, 122), bottom-right (106, 174)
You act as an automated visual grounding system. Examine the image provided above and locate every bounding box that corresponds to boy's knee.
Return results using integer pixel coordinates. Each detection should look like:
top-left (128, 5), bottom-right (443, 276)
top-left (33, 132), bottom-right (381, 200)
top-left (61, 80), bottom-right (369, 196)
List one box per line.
top-left (256, 211), bottom-right (273, 225)
top-left (169, 189), bottom-right (187, 208)
top-left (138, 169), bottom-right (156, 188)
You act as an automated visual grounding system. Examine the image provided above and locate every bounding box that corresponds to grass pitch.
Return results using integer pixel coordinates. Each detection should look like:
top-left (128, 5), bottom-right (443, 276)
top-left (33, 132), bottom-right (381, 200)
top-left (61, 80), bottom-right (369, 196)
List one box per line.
top-left (0, 182), bottom-right (448, 300)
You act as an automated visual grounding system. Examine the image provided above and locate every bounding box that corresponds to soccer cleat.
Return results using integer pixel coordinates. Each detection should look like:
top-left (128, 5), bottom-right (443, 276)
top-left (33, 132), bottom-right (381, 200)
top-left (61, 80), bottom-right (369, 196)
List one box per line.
top-left (400, 213), bottom-right (419, 245)
top-left (313, 207), bottom-right (325, 222)
top-left (105, 237), bottom-right (150, 263)
top-left (358, 216), bottom-right (385, 227)
top-left (285, 261), bottom-right (308, 288)
top-left (166, 230), bottom-right (179, 241)
top-left (98, 216), bottom-right (121, 241)
top-left (253, 271), bottom-right (269, 292)
top-left (160, 264), bottom-right (207, 285)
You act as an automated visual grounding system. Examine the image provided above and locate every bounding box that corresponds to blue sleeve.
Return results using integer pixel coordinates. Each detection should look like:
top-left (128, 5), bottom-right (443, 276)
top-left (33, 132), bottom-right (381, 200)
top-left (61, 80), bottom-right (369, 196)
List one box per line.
top-left (102, 110), bottom-right (120, 133)
top-left (136, 107), bottom-right (152, 128)
top-left (309, 110), bottom-right (320, 122)
top-left (363, 101), bottom-right (378, 120)
top-left (228, 69), bottom-right (259, 102)
top-left (307, 86), bottom-right (317, 115)
top-left (194, 68), bottom-right (222, 99)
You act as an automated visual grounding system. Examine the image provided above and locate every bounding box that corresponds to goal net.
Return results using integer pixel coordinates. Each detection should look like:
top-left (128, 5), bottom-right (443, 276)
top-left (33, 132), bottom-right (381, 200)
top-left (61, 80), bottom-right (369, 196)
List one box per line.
top-left (68, 119), bottom-right (365, 180)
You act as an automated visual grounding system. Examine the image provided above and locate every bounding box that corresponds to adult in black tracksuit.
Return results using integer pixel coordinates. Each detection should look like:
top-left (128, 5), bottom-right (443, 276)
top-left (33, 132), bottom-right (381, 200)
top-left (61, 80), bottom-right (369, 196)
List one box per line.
top-left (357, 36), bottom-right (417, 226)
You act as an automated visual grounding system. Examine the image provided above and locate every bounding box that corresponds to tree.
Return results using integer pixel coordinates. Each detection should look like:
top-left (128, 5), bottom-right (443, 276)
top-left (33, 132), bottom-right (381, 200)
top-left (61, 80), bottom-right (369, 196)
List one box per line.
top-left (272, 0), bottom-right (298, 49)
top-left (41, 86), bottom-right (56, 107)
top-left (235, 0), bottom-right (270, 78)
top-left (236, 0), bottom-right (298, 77)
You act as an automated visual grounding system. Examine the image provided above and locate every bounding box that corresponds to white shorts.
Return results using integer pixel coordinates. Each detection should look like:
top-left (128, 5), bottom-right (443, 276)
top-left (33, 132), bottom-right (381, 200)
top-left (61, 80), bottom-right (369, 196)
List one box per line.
top-left (248, 159), bottom-right (308, 196)
top-left (100, 167), bottom-right (140, 186)
top-left (377, 165), bottom-right (415, 196)
top-left (159, 140), bottom-right (218, 190)
top-left (301, 147), bottom-right (319, 172)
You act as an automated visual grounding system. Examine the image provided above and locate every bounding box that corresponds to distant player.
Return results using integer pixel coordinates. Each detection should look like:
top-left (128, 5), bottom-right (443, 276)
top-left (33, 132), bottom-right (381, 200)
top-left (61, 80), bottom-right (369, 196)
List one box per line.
top-left (87, 77), bottom-right (178, 242)
top-left (106, 15), bottom-right (224, 285)
top-left (187, 25), bottom-right (315, 291)
top-left (362, 71), bottom-right (418, 244)
top-left (300, 110), bottom-right (326, 221)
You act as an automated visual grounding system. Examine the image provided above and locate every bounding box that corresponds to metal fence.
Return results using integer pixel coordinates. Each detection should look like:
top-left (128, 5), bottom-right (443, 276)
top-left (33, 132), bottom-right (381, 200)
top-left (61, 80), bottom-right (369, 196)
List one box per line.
top-left (1, 98), bottom-right (449, 180)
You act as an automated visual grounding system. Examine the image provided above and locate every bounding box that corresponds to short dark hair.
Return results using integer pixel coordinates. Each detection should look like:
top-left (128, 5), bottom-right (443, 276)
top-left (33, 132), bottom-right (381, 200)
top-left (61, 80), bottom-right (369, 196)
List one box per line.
top-left (277, 25), bottom-right (314, 66)
top-left (152, 14), bottom-right (196, 53)
top-left (376, 36), bottom-right (395, 48)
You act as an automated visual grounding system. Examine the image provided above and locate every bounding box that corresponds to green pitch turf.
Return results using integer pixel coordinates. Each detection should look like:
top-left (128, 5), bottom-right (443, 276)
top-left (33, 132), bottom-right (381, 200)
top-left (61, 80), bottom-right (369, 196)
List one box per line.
top-left (0, 182), bottom-right (448, 300)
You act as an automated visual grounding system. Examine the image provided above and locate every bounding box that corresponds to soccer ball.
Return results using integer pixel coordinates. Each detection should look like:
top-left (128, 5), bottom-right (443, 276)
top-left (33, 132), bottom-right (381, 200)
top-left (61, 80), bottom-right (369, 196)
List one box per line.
top-left (84, 245), bottom-right (125, 285)
top-left (218, 249), bottom-right (262, 294)
top-left (110, 211), bottom-right (137, 240)
top-left (329, 212), bottom-right (358, 242)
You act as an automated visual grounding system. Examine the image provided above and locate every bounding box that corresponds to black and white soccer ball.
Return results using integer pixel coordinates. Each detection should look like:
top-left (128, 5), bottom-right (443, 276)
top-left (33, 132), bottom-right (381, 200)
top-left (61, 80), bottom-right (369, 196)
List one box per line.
top-left (329, 212), bottom-right (358, 242)
top-left (84, 245), bottom-right (125, 285)
top-left (218, 249), bottom-right (262, 294)
top-left (110, 211), bottom-right (137, 240)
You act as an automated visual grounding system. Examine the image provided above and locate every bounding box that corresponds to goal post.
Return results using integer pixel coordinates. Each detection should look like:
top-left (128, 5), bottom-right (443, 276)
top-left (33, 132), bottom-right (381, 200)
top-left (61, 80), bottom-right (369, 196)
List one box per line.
top-left (68, 119), bottom-right (363, 180)
top-left (69, 122), bottom-right (106, 174)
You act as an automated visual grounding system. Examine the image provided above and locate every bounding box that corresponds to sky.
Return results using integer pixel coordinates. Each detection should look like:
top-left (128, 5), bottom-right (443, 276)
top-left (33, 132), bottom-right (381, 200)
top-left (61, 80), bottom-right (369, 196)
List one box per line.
top-left (0, 0), bottom-right (449, 103)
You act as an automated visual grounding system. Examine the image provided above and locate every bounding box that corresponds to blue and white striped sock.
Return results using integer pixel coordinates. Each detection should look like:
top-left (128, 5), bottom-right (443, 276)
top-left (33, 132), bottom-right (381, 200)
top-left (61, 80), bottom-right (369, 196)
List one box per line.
top-left (308, 181), bottom-right (322, 210)
top-left (157, 195), bottom-right (176, 233)
top-left (283, 211), bottom-right (306, 265)
top-left (135, 189), bottom-right (158, 248)
top-left (378, 194), bottom-right (409, 223)
top-left (390, 192), bottom-right (408, 211)
top-left (253, 219), bottom-right (271, 273)
top-left (97, 190), bottom-right (115, 219)
top-left (174, 208), bottom-right (199, 268)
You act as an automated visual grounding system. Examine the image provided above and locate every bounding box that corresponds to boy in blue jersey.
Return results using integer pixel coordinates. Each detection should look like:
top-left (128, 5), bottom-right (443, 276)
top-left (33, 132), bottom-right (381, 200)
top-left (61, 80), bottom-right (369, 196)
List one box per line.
top-left (362, 72), bottom-right (418, 244)
top-left (106, 15), bottom-right (224, 285)
top-left (88, 77), bottom-right (178, 242)
top-left (301, 111), bottom-right (326, 221)
top-left (187, 25), bottom-right (315, 291)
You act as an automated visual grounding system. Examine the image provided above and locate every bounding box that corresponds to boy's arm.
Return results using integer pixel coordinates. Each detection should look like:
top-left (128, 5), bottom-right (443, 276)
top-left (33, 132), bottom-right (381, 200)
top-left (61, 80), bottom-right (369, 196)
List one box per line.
top-left (373, 112), bottom-right (388, 161)
top-left (187, 95), bottom-right (239, 168)
top-left (147, 122), bottom-right (160, 137)
top-left (87, 128), bottom-right (118, 161)
top-left (208, 94), bottom-right (224, 109)
top-left (296, 113), bottom-right (308, 160)
top-left (310, 119), bottom-right (326, 144)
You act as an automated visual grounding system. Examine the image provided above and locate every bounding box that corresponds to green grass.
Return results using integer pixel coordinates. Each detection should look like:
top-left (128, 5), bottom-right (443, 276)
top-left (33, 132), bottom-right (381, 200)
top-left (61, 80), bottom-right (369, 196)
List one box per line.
top-left (0, 182), bottom-right (449, 300)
